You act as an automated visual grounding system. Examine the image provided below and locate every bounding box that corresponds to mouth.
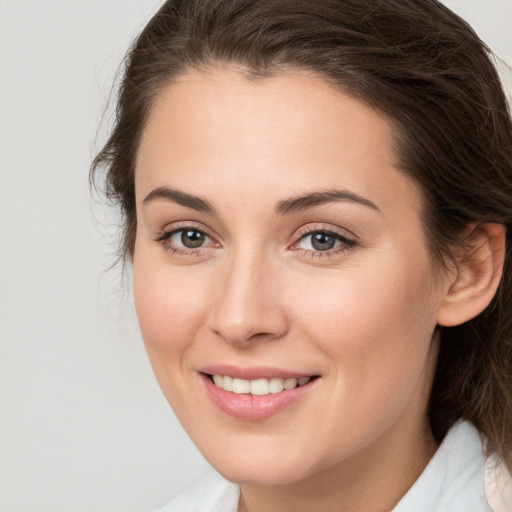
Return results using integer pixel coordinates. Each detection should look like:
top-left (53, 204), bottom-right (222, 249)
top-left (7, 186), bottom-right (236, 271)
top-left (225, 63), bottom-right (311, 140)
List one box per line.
top-left (199, 368), bottom-right (321, 421)
top-left (206, 373), bottom-right (319, 396)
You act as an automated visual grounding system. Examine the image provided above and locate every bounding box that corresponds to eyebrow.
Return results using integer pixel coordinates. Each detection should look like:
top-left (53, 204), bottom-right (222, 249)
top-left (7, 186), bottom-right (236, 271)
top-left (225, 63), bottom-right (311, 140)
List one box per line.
top-left (143, 187), bottom-right (216, 213)
top-left (276, 189), bottom-right (380, 215)
top-left (142, 186), bottom-right (380, 216)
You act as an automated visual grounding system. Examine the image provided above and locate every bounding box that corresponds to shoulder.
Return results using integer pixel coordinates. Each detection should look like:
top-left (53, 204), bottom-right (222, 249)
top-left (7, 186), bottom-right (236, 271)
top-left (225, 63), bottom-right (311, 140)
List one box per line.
top-left (156, 470), bottom-right (240, 512)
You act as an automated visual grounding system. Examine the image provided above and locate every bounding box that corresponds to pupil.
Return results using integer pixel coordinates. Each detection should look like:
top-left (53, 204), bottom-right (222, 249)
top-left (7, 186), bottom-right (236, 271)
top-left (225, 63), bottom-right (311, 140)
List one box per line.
top-left (181, 230), bottom-right (205, 248)
top-left (312, 232), bottom-right (335, 251)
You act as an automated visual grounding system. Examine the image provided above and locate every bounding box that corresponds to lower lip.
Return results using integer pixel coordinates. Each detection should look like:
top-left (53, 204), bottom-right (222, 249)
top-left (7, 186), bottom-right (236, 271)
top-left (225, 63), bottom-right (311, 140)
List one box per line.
top-left (201, 374), bottom-right (318, 421)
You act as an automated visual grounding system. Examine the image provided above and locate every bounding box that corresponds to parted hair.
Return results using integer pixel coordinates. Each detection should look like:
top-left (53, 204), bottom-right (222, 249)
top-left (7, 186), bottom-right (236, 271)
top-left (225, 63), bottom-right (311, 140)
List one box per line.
top-left (91, 0), bottom-right (512, 467)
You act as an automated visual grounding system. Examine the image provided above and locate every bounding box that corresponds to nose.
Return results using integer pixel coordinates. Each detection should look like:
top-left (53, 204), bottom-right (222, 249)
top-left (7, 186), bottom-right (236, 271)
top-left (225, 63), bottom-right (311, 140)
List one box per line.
top-left (206, 249), bottom-right (288, 346)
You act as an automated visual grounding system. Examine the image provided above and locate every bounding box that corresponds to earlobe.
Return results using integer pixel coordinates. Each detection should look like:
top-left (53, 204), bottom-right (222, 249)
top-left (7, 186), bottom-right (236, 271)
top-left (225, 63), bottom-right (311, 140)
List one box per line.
top-left (437, 223), bottom-right (506, 327)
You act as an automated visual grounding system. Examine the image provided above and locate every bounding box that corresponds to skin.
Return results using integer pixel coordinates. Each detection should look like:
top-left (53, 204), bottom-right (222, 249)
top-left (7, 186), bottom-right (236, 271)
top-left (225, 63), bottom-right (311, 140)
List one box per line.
top-left (132, 68), bottom-right (500, 512)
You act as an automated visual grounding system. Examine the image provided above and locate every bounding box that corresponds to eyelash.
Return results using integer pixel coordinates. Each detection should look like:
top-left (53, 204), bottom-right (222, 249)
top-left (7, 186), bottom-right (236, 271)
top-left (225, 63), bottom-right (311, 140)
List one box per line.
top-left (155, 223), bottom-right (217, 257)
top-left (155, 223), bottom-right (358, 259)
top-left (290, 225), bottom-right (358, 259)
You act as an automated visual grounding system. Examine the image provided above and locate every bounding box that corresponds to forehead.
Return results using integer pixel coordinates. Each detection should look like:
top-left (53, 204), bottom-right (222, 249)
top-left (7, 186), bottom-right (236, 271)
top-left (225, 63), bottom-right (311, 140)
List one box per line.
top-left (135, 67), bottom-right (421, 216)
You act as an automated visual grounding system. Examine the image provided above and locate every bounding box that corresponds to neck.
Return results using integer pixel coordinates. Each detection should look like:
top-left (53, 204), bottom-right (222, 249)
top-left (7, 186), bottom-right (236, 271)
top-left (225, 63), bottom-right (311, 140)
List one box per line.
top-left (238, 417), bottom-right (438, 512)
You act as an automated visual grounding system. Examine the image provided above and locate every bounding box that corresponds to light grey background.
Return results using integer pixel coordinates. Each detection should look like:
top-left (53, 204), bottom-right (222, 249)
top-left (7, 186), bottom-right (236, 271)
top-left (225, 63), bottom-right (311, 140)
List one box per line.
top-left (0, 1), bottom-right (510, 511)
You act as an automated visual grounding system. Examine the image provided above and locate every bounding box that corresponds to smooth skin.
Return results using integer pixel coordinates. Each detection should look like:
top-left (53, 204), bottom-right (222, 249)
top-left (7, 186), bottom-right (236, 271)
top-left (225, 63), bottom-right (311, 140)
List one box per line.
top-left (133, 68), bottom-right (505, 512)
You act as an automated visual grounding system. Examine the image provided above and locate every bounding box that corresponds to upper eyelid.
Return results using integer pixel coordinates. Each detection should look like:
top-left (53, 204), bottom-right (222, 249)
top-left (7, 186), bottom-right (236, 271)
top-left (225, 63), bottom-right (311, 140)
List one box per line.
top-left (158, 221), bottom-right (216, 239)
top-left (293, 231), bottom-right (356, 250)
top-left (293, 223), bottom-right (357, 242)
top-left (155, 221), bottom-right (358, 247)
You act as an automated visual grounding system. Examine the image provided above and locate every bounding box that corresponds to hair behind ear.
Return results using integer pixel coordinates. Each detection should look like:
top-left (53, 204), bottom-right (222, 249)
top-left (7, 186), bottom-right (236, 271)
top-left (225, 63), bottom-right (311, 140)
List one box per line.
top-left (430, 223), bottom-right (512, 470)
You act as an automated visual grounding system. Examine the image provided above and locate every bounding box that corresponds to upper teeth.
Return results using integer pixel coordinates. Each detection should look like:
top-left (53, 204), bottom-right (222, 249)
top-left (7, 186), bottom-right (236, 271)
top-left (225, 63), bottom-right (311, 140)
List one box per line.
top-left (212, 375), bottom-right (311, 395)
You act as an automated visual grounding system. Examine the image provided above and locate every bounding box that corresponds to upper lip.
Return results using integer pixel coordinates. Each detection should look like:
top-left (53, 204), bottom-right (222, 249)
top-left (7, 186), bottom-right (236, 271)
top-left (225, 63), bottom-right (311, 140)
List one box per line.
top-left (200, 364), bottom-right (317, 380)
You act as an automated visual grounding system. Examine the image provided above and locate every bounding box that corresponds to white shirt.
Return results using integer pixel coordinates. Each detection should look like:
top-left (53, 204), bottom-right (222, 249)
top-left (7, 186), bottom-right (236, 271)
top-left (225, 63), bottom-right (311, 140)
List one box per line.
top-left (158, 421), bottom-right (512, 512)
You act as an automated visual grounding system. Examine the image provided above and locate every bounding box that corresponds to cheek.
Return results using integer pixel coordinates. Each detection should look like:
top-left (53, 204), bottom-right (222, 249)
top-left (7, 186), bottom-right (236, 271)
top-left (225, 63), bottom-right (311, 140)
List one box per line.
top-left (290, 254), bottom-right (438, 418)
top-left (134, 248), bottom-right (201, 345)
top-left (294, 256), bottom-right (435, 343)
top-left (132, 245), bottom-right (213, 416)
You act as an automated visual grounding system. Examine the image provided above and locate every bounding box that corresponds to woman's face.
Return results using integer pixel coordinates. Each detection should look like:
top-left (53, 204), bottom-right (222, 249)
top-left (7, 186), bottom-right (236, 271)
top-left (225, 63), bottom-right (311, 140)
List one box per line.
top-left (133, 68), bottom-right (449, 484)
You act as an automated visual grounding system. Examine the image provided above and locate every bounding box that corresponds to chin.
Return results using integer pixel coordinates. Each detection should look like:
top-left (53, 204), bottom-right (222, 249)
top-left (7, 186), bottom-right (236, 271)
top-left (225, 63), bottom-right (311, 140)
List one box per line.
top-left (216, 461), bottom-right (310, 486)
top-left (199, 439), bottom-right (322, 486)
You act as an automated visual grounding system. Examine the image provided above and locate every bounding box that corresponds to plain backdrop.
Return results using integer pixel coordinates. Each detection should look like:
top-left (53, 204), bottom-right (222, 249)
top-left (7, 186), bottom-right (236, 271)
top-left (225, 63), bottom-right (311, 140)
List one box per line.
top-left (0, 1), bottom-right (511, 511)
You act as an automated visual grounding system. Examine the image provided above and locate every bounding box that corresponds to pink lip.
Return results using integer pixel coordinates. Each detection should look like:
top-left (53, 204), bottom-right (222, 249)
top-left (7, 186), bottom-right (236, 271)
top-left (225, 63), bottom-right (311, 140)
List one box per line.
top-left (199, 371), bottom-right (320, 421)
top-left (200, 364), bottom-right (314, 380)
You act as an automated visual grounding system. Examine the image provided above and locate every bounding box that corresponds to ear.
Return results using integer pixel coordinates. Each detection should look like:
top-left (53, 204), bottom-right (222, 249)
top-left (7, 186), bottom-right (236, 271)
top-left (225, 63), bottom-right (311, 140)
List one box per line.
top-left (437, 223), bottom-right (506, 327)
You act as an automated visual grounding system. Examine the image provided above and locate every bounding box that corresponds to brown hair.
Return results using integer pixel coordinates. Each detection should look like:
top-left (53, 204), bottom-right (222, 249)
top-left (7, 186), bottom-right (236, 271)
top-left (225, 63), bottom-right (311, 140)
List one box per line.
top-left (91, 0), bottom-right (512, 467)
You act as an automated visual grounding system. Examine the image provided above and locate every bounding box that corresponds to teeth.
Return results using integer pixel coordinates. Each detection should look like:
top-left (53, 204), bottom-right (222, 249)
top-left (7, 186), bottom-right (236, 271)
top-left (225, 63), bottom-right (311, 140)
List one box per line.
top-left (250, 378), bottom-right (270, 395)
top-left (232, 378), bottom-right (251, 394)
top-left (284, 377), bottom-right (298, 390)
top-left (269, 377), bottom-right (284, 393)
top-left (223, 375), bottom-right (233, 392)
top-left (211, 375), bottom-right (312, 395)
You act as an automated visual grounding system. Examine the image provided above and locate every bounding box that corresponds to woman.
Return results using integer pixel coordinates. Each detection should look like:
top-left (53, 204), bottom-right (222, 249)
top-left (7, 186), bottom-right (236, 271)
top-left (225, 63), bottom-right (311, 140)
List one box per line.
top-left (91, 0), bottom-right (512, 510)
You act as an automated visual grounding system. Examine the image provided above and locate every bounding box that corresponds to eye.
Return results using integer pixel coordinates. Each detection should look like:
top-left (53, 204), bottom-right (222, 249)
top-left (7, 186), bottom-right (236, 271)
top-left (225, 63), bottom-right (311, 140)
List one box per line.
top-left (155, 225), bottom-right (217, 255)
top-left (299, 231), bottom-right (342, 251)
top-left (289, 226), bottom-right (358, 258)
top-left (170, 228), bottom-right (211, 249)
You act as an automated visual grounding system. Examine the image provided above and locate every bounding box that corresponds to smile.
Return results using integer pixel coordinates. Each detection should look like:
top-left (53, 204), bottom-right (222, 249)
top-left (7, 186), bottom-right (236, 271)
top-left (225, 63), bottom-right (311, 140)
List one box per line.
top-left (201, 369), bottom-right (320, 421)
top-left (211, 374), bottom-right (312, 395)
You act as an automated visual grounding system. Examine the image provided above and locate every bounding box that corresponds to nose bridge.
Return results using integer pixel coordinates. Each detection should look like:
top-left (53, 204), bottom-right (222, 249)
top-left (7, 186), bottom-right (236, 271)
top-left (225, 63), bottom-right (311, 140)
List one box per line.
top-left (207, 242), bottom-right (287, 345)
